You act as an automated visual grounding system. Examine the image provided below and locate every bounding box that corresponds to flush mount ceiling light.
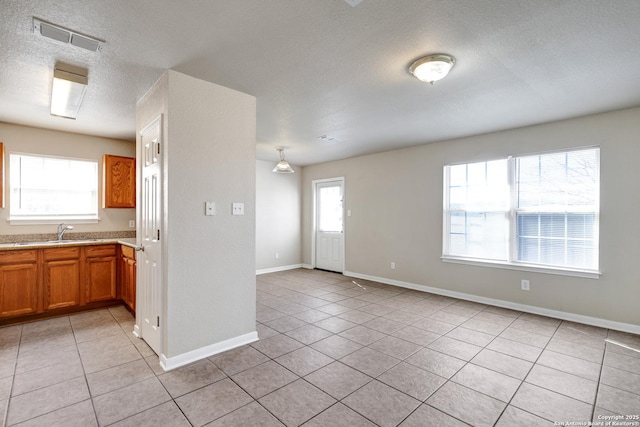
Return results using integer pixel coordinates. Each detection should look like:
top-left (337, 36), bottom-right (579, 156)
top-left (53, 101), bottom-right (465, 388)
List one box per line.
top-left (409, 54), bottom-right (456, 84)
top-left (51, 66), bottom-right (88, 119)
top-left (272, 148), bottom-right (294, 174)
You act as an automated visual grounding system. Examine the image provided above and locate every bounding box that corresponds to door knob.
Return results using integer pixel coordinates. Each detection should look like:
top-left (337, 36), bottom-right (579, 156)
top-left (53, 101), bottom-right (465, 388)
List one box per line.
top-left (135, 246), bottom-right (145, 252)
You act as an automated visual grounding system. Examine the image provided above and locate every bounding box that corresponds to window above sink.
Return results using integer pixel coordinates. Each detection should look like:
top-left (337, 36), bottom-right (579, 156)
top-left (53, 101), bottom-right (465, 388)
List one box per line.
top-left (9, 153), bottom-right (99, 224)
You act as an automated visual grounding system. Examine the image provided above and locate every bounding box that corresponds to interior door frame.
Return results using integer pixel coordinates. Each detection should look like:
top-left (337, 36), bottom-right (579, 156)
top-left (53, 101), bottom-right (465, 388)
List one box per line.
top-left (311, 177), bottom-right (345, 272)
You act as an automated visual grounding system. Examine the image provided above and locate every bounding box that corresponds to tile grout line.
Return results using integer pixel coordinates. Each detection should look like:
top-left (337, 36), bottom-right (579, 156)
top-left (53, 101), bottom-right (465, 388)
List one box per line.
top-left (72, 312), bottom-right (101, 427)
top-left (2, 322), bottom-right (22, 427)
top-left (589, 333), bottom-right (610, 424)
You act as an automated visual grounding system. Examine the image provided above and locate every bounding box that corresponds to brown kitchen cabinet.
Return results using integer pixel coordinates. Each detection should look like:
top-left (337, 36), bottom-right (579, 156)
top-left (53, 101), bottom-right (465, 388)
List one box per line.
top-left (118, 245), bottom-right (136, 313)
top-left (103, 154), bottom-right (136, 208)
top-left (0, 250), bottom-right (39, 318)
top-left (0, 244), bottom-right (126, 325)
top-left (43, 247), bottom-right (82, 310)
top-left (85, 245), bottom-right (117, 303)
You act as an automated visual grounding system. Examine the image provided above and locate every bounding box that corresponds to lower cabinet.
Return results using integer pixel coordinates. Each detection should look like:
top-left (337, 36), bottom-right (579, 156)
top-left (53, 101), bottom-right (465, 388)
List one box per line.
top-left (119, 245), bottom-right (136, 313)
top-left (44, 247), bottom-right (82, 310)
top-left (85, 245), bottom-right (117, 303)
top-left (0, 250), bottom-right (39, 318)
top-left (0, 244), bottom-right (123, 324)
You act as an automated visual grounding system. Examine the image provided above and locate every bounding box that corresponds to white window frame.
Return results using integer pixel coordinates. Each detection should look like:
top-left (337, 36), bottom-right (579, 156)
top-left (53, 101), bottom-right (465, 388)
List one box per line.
top-left (442, 147), bottom-right (600, 279)
top-left (9, 152), bottom-right (100, 225)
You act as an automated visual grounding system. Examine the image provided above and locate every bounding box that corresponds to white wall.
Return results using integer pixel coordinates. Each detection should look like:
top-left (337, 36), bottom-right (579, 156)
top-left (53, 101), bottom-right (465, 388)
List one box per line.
top-left (137, 70), bottom-right (257, 362)
top-left (0, 122), bottom-right (135, 236)
top-left (302, 107), bottom-right (640, 328)
top-left (256, 159), bottom-right (302, 272)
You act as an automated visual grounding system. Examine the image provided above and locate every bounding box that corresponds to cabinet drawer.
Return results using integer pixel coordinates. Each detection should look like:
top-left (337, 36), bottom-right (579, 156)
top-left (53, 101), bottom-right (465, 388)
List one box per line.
top-left (44, 247), bottom-right (81, 261)
top-left (121, 245), bottom-right (135, 259)
top-left (85, 245), bottom-right (116, 258)
top-left (0, 250), bottom-right (38, 264)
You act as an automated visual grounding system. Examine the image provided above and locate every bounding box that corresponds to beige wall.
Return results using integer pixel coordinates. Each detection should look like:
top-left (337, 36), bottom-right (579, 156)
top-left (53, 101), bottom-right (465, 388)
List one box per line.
top-left (137, 70), bottom-right (257, 360)
top-left (302, 107), bottom-right (640, 327)
top-left (0, 122), bottom-right (136, 236)
top-left (256, 159), bottom-right (302, 272)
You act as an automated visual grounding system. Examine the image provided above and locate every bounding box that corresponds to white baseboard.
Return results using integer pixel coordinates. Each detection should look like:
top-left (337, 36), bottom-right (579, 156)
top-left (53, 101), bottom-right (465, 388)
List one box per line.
top-left (256, 264), bottom-right (303, 275)
top-left (159, 331), bottom-right (259, 372)
top-left (302, 264), bottom-right (313, 269)
top-left (344, 270), bottom-right (640, 335)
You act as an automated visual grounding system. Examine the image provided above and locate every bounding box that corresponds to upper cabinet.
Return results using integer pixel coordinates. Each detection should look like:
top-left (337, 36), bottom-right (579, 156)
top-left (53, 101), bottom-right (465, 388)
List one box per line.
top-left (103, 154), bottom-right (135, 208)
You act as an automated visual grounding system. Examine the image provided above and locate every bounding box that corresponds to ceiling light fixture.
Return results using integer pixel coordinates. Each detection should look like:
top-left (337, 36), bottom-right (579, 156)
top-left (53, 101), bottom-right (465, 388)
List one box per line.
top-left (272, 148), bottom-right (294, 174)
top-left (51, 67), bottom-right (88, 119)
top-left (409, 54), bottom-right (456, 84)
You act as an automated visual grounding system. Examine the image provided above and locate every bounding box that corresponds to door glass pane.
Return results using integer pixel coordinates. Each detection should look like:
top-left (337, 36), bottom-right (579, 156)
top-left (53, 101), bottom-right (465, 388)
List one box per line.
top-left (318, 186), bottom-right (343, 232)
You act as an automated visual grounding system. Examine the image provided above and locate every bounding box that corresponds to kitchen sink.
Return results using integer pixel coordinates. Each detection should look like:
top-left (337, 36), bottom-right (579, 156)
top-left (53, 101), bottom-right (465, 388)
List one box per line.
top-left (14, 239), bottom-right (102, 247)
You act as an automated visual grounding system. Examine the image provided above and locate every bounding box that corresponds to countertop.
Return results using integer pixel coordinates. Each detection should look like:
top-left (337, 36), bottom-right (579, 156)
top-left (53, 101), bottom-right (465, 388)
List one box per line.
top-left (0, 238), bottom-right (139, 251)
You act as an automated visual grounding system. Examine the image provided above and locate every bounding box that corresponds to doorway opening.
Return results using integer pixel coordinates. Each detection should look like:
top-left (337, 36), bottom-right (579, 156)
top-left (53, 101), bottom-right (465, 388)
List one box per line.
top-left (312, 177), bottom-right (345, 273)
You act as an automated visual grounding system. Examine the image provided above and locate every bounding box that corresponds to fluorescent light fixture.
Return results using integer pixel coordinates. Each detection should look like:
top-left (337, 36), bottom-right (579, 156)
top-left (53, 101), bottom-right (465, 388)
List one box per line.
top-left (409, 54), bottom-right (456, 84)
top-left (51, 68), bottom-right (88, 119)
top-left (272, 148), bottom-right (294, 173)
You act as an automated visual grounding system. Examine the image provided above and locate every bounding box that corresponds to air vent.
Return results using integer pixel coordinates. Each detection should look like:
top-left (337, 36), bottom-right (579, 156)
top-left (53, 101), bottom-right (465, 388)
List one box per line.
top-left (33, 18), bottom-right (103, 52)
top-left (317, 135), bottom-right (342, 143)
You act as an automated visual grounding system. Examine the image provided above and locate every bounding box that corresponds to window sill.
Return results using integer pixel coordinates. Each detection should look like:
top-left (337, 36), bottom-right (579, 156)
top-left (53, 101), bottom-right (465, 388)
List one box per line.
top-left (441, 256), bottom-right (601, 279)
top-left (8, 217), bottom-right (100, 225)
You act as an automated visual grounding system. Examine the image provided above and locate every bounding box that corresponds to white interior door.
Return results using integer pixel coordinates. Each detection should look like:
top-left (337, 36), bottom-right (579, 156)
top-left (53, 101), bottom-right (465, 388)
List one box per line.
top-left (137, 116), bottom-right (163, 355)
top-left (315, 179), bottom-right (344, 273)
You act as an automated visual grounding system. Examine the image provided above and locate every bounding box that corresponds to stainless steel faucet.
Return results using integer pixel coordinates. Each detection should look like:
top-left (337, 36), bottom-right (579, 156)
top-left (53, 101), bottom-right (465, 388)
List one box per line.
top-left (57, 223), bottom-right (74, 240)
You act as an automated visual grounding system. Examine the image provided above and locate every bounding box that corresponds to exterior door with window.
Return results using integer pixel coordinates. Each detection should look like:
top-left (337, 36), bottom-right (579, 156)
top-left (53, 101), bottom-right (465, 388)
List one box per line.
top-left (136, 116), bottom-right (163, 355)
top-left (315, 179), bottom-right (344, 272)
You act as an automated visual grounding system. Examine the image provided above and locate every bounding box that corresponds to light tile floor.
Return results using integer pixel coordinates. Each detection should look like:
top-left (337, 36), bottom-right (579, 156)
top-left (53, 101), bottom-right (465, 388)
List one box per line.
top-left (1, 269), bottom-right (639, 426)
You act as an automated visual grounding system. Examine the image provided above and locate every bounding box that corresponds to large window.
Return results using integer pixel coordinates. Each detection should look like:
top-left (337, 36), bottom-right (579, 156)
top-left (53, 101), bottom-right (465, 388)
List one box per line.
top-left (10, 153), bottom-right (99, 222)
top-left (443, 147), bottom-right (599, 274)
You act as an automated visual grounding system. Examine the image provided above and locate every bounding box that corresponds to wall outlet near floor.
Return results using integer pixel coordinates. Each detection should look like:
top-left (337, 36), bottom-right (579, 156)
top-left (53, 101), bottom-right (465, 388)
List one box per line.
top-left (521, 279), bottom-right (530, 291)
top-left (128, 220), bottom-right (135, 228)
top-left (391, 262), bottom-right (396, 270)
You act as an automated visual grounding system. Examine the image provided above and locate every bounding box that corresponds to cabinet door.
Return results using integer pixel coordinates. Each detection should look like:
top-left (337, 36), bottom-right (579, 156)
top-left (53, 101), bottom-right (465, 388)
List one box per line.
top-left (44, 259), bottom-right (81, 310)
top-left (103, 154), bottom-right (136, 208)
top-left (86, 256), bottom-right (117, 302)
top-left (124, 256), bottom-right (136, 312)
top-left (0, 262), bottom-right (38, 317)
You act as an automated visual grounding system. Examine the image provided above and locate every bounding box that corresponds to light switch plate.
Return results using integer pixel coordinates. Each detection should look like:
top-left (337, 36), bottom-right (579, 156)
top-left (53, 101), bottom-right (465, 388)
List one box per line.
top-left (205, 201), bottom-right (216, 216)
top-left (232, 202), bottom-right (244, 215)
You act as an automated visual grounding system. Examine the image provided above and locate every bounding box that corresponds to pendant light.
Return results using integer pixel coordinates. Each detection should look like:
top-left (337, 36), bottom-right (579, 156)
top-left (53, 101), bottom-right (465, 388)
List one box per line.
top-left (272, 148), bottom-right (294, 173)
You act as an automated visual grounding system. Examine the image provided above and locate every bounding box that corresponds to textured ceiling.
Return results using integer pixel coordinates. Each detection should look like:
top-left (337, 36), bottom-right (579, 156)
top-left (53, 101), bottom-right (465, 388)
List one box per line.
top-left (1, 1), bottom-right (640, 166)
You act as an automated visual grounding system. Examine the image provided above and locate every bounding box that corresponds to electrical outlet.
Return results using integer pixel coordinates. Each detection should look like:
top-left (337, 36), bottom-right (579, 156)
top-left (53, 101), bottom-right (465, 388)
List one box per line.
top-left (391, 262), bottom-right (396, 270)
top-left (521, 279), bottom-right (530, 291)
top-left (275, 252), bottom-right (279, 259)
top-left (128, 220), bottom-right (135, 228)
